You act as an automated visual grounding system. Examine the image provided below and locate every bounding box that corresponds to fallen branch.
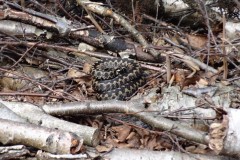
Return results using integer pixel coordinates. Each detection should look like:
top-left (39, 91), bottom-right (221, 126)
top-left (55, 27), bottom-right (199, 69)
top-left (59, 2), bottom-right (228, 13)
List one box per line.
top-left (97, 148), bottom-right (237, 160)
top-left (169, 52), bottom-right (218, 74)
top-left (0, 118), bottom-right (83, 154)
top-left (0, 6), bottom-right (156, 62)
top-left (42, 93), bottom-right (240, 157)
top-left (0, 100), bottom-right (100, 147)
top-left (36, 150), bottom-right (88, 160)
top-left (42, 99), bottom-right (209, 145)
top-left (0, 145), bottom-right (29, 160)
top-left (0, 102), bottom-right (27, 123)
top-left (221, 109), bottom-right (240, 157)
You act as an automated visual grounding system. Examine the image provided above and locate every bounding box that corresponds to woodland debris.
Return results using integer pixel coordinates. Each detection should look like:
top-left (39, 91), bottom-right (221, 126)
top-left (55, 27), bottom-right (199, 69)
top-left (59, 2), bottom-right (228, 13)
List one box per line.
top-left (0, 0), bottom-right (240, 159)
top-left (41, 96), bottom-right (210, 145)
top-left (0, 145), bottom-right (30, 160)
top-left (92, 148), bottom-right (237, 160)
top-left (36, 150), bottom-right (88, 160)
top-left (0, 102), bottom-right (27, 123)
top-left (0, 100), bottom-right (100, 147)
top-left (76, 0), bottom-right (160, 59)
top-left (221, 109), bottom-right (240, 157)
top-left (0, 118), bottom-right (83, 154)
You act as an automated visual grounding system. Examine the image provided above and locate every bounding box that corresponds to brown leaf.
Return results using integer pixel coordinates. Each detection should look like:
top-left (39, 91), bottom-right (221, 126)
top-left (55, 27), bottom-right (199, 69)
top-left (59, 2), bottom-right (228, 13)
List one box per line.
top-left (70, 89), bottom-right (87, 101)
top-left (67, 68), bottom-right (91, 85)
top-left (105, 137), bottom-right (118, 148)
top-left (185, 146), bottom-right (196, 152)
top-left (178, 34), bottom-right (207, 49)
top-left (96, 144), bottom-right (113, 153)
top-left (134, 128), bottom-right (150, 138)
top-left (83, 63), bottom-right (92, 74)
top-left (126, 132), bottom-right (141, 148)
top-left (0, 67), bottom-right (48, 91)
top-left (117, 142), bottom-right (131, 148)
top-left (186, 34), bottom-right (207, 49)
top-left (181, 76), bottom-right (200, 88)
top-left (146, 135), bottom-right (158, 150)
top-left (174, 70), bottom-right (186, 85)
top-left (126, 131), bottom-right (135, 140)
top-left (209, 115), bottom-right (228, 154)
top-left (186, 144), bottom-right (208, 154)
top-left (111, 125), bottom-right (132, 142)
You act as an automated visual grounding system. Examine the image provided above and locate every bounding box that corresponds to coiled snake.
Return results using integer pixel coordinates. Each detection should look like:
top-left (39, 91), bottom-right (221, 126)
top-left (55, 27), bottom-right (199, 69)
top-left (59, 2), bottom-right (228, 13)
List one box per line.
top-left (91, 58), bottom-right (146, 100)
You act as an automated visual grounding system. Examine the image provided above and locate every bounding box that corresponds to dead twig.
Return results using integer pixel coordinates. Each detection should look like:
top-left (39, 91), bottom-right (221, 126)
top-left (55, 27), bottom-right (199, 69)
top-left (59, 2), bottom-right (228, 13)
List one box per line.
top-left (76, 0), bottom-right (160, 59)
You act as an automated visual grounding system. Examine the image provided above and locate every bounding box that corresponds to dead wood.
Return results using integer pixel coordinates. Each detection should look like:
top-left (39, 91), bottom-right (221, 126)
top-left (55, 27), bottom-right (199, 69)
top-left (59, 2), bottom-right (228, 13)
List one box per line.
top-left (0, 4), bottom-right (157, 62)
top-left (0, 145), bottom-right (29, 160)
top-left (98, 148), bottom-right (237, 160)
top-left (0, 100), bottom-right (100, 147)
top-left (36, 150), bottom-right (88, 160)
top-left (42, 97), bottom-right (210, 145)
top-left (0, 102), bottom-right (27, 123)
top-left (0, 118), bottom-right (83, 154)
top-left (0, 0), bottom-right (240, 159)
top-left (76, 0), bottom-right (160, 59)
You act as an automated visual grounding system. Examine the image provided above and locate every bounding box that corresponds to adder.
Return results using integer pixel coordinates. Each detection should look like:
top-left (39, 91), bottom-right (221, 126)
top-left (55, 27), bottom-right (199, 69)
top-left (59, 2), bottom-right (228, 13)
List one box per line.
top-left (91, 57), bottom-right (146, 100)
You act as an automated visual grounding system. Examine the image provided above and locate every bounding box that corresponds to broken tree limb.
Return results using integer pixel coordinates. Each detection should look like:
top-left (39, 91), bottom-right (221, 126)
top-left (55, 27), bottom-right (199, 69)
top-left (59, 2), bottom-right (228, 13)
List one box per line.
top-left (98, 148), bottom-right (237, 160)
top-left (36, 150), bottom-right (88, 160)
top-left (0, 145), bottom-right (29, 160)
top-left (0, 20), bottom-right (53, 39)
top-left (168, 51), bottom-right (218, 74)
top-left (0, 100), bottom-right (100, 147)
top-left (42, 88), bottom-right (240, 157)
top-left (0, 118), bottom-right (83, 154)
top-left (42, 99), bottom-right (210, 145)
top-left (0, 7), bottom-right (155, 62)
top-left (0, 102), bottom-right (27, 123)
top-left (221, 109), bottom-right (240, 157)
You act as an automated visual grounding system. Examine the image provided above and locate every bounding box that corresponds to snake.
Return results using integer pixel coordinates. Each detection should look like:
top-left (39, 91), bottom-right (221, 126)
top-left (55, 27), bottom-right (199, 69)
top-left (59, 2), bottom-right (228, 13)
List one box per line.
top-left (91, 58), bottom-right (146, 100)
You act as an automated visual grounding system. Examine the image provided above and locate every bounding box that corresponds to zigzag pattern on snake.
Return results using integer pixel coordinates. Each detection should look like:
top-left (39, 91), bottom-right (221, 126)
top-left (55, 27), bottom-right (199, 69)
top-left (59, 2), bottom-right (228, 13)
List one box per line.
top-left (91, 58), bottom-right (146, 100)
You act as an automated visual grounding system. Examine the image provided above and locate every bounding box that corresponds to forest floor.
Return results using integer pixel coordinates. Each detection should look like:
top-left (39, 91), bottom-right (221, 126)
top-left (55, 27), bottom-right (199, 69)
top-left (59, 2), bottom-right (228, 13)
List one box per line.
top-left (0, 0), bottom-right (240, 160)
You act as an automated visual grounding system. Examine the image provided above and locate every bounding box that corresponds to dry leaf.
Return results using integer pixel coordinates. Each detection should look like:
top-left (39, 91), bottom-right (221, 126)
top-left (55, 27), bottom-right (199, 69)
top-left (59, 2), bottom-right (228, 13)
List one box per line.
top-left (83, 63), bottom-right (92, 74)
top-left (111, 125), bottom-right (132, 142)
top-left (146, 135), bottom-right (158, 150)
top-left (209, 115), bottom-right (228, 154)
top-left (0, 67), bottom-right (48, 91)
top-left (96, 144), bottom-right (113, 153)
top-left (177, 34), bottom-right (207, 49)
top-left (186, 144), bottom-right (208, 154)
top-left (186, 34), bottom-right (207, 49)
top-left (182, 76), bottom-right (200, 88)
top-left (126, 131), bottom-right (136, 140)
top-left (67, 68), bottom-right (91, 85)
top-left (134, 128), bottom-right (150, 138)
top-left (185, 146), bottom-right (196, 152)
top-left (196, 78), bottom-right (209, 87)
top-left (67, 68), bottom-right (86, 80)
top-left (126, 135), bottom-right (141, 148)
top-left (174, 70), bottom-right (186, 84)
top-left (105, 137), bottom-right (118, 148)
